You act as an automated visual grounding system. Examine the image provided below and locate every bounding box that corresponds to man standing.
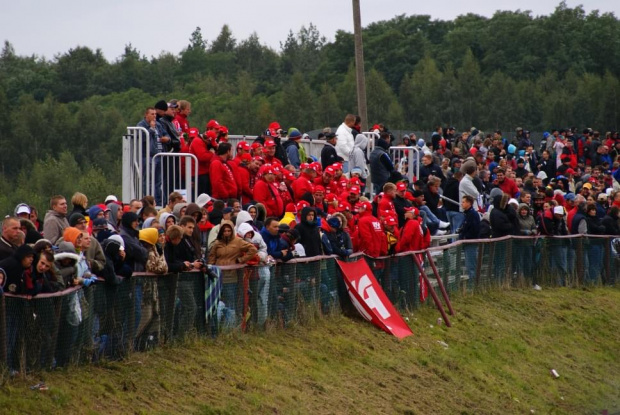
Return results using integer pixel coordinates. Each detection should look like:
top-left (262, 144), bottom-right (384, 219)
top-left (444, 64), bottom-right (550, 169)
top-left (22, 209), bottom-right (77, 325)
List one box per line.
top-left (210, 142), bottom-right (238, 201)
top-left (321, 133), bottom-right (342, 169)
top-left (335, 114), bottom-right (356, 173)
top-left (459, 195), bottom-right (481, 283)
top-left (0, 217), bottom-right (20, 260)
top-left (138, 107), bottom-right (166, 205)
top-left (43, 195), bottom-right (70, 245)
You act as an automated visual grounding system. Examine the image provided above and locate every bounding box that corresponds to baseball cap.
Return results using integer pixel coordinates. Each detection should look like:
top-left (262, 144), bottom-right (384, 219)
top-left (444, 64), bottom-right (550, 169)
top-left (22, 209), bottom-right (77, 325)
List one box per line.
top-left (188, 127), bottom-right (200, 138)
top-left (336, 201), bottom-right (351, 212)
top-left (237, 141), bottom-right (251, 151)
top-left (264, 139), bottom-right (276, 147)
top-left (206, 119), bottom-right (220, 129)
top-left (385, 216), bottom-right (397, 226)
top-left (396, 182), bottom-right (407, 191)
top-left (358, 201), bottom-right (372, 212)
top-left (553, 206), bottom-right (565, 215)
top-left (598, 193), bottom-right (608, 200)
top-left (218, 125), bottom-right (229, 135)
top-left (15, 204), bottom-right (31, 215)
top-left (196, 193), bottom-right (212, 207)
top-left (332, 163), bottom-right (343, 171)
top-left (251, 142), bottom-right (263, 150)
top-left (296, 201), bottom-right (310, 212)
top-left (104, 195), bottom-right (118, 204)
top-left (240, 153), bottom-right (252, 162)
top-left (582, 183), bottom-right (593, 189)
top-left (349, 186), bottom-right (360, 195)
top-left (309, 162), bottom-right (322, 173)
top-left (269, 121), bottom-right (281, 131)
top-left (285, 203), bottom-right (297, 213)
top-left (223, 207), bottom-right (234, 214)
top-left (313, 185), bottom-right (325, 194)
top-left (324, 166), bottom-right (335, 176)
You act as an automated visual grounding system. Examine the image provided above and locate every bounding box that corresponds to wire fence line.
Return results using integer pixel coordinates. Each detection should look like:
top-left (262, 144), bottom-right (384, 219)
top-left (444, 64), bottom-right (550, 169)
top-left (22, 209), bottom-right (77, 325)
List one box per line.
top-left (1, 234), bottom-right (618, 373)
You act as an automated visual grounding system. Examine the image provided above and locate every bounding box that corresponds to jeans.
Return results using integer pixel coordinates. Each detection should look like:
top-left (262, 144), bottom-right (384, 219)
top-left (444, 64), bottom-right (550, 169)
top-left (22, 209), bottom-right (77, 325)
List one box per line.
top-left (342, 161), bottom-right (349, 174)
top-left (175, 280), bottom-right (197, 337)
top-left (550, 244), bottom-right (568, 285)
top-left (446, 211), bottom-right (465, 235)
top-left (586, 243), bottom-right (603, 283)
top-left (419, 205), bottom-right (441, 234)
top-left (463, 244), bottom-right (478, 283)
top-left (256, 266), bottom-right (271, 325)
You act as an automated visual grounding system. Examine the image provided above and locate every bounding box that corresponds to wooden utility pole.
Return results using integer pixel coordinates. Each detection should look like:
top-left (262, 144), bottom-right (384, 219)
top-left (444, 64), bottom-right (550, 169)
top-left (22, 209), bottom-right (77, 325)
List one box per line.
top-left (352, 0), bottom-right (368, 132)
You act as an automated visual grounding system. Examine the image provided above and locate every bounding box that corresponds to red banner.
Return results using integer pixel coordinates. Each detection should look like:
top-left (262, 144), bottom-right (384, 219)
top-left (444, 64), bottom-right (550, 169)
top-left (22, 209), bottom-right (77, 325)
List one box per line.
top-left (337, 259), bottom-right (413, 339)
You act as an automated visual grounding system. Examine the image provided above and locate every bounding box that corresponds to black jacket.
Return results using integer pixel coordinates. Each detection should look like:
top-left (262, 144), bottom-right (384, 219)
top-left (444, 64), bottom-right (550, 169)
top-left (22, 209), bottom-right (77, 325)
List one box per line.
top-left (320, 142), bottom-right (342, 170)
top-left (294, 207), bottom-right (322, 257)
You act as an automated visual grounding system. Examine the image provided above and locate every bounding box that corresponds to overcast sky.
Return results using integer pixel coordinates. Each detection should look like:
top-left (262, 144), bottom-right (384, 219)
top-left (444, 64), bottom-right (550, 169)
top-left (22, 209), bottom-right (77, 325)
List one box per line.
top-left (1, 0), bottom-right (618, 61)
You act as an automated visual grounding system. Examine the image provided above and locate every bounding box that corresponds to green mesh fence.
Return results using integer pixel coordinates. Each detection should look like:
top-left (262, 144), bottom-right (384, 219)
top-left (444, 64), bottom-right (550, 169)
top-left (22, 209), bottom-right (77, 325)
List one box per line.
top-left (1, 235), bottom-right (618, 372)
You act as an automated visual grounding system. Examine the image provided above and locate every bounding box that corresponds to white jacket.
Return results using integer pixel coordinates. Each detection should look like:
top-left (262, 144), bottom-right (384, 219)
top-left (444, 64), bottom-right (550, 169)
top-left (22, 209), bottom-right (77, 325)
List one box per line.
top-left (459, 174), bottom-right (480, 211)
top-left (335, 122), bottom-right (354, 162)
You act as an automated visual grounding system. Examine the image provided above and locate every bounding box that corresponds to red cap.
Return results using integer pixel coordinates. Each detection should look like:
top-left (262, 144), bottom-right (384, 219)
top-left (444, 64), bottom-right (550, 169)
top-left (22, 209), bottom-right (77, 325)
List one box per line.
top-left (332, 163), bottom-right (343, 171)
top-left (296, 201), bottom-right (310, 212)
top-left (379, 209), bottom-right (392, 218)
top-left (349, 177), bottom-right (361, 186)
top-left (357, 201), bottom-right (372, 212)
top-left (349, 186), bottom-right (360, 195)
top-left (314, 185), bottom-right (325, 194)
top-left (237, 141), bottom-right (251, 151)
top-left (264, 139), bottom-right (276, 147)
top-left (205, 130), bottom-right (217, 139)
top-left (188, 127), bottom-right (200, 138)
top-left (206, 119), bottom-right (220, 129)
top-left (404, 206), bottom-right (418, 215)
top-left (325, 194), bottom-right (338, 202)
top-left (259, 164), bottom-right (276, 176)
top-left (565, 168), bottom-right (576, 175)
top-left (253, 156), bottom-right (265, 164)
top-left (240, 153), bottom-right (252, 162)
top-left (284, 171), bottom-right (296, 181)
top-left (285, 203), bottom-right (296, 213)
top-left (300, 162), bottom-right (310, 170)
top-left (340, 180), bottom-right (349, 188)
top-left (324, 166), bottom-right (335, 176)
top-left (384, 216), bottom-right (397, 226)
top-left (268, 121), bottom-right (281, 131)
top-left (372, 124), bottom-right (381, 131)
top-left (218, 125), bottom-right (229, 134)
top-left (397, 182), bottom-right (407, 191)
top-left (309, 162), bottom-right (322, 173)
top-left (251, 142), bottom-right (263, 149)
top-left (336, 201), bottom-right (351, 212)
top-left (122, 205), bottom-right (131, 213)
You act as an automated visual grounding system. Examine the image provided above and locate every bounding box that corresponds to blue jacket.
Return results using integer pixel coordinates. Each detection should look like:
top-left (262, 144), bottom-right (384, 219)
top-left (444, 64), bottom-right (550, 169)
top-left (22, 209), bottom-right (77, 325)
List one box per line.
top-left (260, 228), bottom-right (285, 260)
top-left (460, 207), bottom-right (481, 240)
top-left (137, 119), bottom-right (160, 158)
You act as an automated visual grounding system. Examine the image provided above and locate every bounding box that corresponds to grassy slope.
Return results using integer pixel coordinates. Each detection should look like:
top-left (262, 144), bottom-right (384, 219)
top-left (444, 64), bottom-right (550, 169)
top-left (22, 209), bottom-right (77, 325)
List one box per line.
top-left (1, 287), bottom-right (619, 415)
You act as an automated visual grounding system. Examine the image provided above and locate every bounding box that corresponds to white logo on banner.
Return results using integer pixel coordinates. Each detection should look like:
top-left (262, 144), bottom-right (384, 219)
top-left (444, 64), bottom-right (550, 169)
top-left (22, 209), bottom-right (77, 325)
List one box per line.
top-left (348, 274), bottom-right (391, 321)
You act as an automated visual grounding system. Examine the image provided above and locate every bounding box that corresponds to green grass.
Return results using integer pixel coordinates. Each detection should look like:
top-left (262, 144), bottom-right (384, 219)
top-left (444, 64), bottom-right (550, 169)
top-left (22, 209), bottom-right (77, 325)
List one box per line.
top-left (1, 287), bottom-right (619, 414)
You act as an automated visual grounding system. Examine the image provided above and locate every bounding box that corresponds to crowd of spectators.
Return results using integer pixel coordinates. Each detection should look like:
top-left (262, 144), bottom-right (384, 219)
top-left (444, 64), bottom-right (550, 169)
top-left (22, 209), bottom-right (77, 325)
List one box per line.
top-left (1, 102), bottom-right (620, 369)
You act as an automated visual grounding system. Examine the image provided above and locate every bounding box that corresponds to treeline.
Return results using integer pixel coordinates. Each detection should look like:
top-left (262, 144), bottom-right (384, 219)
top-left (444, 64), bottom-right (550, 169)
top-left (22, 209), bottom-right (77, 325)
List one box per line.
top-left (0, 2), bottom-right (620, 214)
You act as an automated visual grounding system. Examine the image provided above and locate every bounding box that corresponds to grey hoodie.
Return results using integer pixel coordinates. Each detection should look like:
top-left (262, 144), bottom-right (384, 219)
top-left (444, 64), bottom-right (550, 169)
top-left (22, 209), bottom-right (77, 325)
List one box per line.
top-left (349, 134), bottom-right (369, 179)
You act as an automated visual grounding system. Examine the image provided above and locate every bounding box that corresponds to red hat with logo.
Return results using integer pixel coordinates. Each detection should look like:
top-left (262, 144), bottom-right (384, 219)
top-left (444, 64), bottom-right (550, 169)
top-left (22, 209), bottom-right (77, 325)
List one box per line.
top-left (324, 166), bottom-right (335, 176)
top-left (349, 186), bottom-right (360, 195)
top-left (269, 121), bottom-right (281, 131)
top-left (336, 201), bottom-right (351, 212)
top-left (309, 162), bottom-right (322, 173)
top-left (284, 171), bottom-right (296, 181)
top-left (206, 119), bottom-right (220, 129)
top-left (296, 200), bottom-right (310, 212)
top-left (313, 185), bottom-right (325, 194)
top-left (218, 125), bottom-right (229, 135)
top-left (285, 203), bottom-right (297, 213)
top-left (259, 164), bottom-right (276, 176)
top-left (349, 177), bottom-right (361, 186)
top-left (240, 153), bottom-right (252, 162)
top-left (205, 130), bottom-right (217, 139)
top-left (300, 162), bottom-right (310, 170)
top-left (251, 142), bottom-right (263, 150)
top-left (396, 182), bottom-right (408, 191)
top-left (253, 156), bottom-right (265, 164)
top-left (404, 206), bottom-right (419, 215)
top-left (264, 139), bottom-right (276, 147)
top-left (325, 194), bottom-right (338, 203)
top-left (384, 216), bottom-right (397, 226)
top-left (237, 141), bottom-right (251, 151)
top-left (188, 127), bottom-right (200, 138)
top-left (332, 163), bottom-right (343, 171)
top-left (357, 201), bottom-right (372, 212)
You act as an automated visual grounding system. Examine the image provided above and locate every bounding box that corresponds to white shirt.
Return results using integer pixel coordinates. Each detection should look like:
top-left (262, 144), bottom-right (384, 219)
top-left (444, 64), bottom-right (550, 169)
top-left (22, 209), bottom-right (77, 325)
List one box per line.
top-left (335, 122), bottom-right (354, 162)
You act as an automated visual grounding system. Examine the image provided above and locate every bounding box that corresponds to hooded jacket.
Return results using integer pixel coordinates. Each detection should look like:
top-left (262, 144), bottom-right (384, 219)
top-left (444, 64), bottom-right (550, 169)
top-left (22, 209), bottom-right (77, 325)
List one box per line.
top-left (356, 208), bottom-right (388, 257)
top-left (238, 222), bottom-right (268, 263)
top-left (207, 220), bottom-right (258, 265)
top-left (294, 207), bottom-right (323, 257)
top-left (349, 134), bottom-right (369, 179)
top-left (172, 202), bottom-right (188, 220)
top-left (43, 209), bottom-right (70, 245)
top-left (490, 194), bottom-right (518, 238)
top-left (516, 204), bottom-right (537, 235)
top-left (185, 203), bottom-right (204, 255)
top-left (54, 241), bottom-right (79, 286)
top-left (0, 244), bottom-right (37, 295)
top-left (119, 212), bottom-right (148, 272)
top-left (253, 178), bottom-right (284, 218)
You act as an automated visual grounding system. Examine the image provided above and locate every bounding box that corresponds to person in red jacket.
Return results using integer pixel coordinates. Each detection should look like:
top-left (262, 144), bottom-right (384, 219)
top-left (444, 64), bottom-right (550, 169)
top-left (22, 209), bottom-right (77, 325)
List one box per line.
top-left (355, 201), bottom-right (387, 257)
top-left (253, 164), bottom-right (284, 218)
top-left (190, 129), bottom-right (215, 195)
top-left (230, 141), bottom-right (251, 168)
top-left (396, 207), bottom-right (428, 253)
top-left (209, 142), bottom-right (238, 200)
top-left (234, 153), bottom-right (253, 204)
top-left (378, 183), bottom-right (397, 217)
top-left (263, 140), bottom-right (283, 166)
top-left (173, 100), bottom-right (191, 135)
top-left (292, 163), bottom-right (317, 201)
top-left (494, 168), bottom-right (519, 198)
top-left (313, 166), bottom-right (339, 195)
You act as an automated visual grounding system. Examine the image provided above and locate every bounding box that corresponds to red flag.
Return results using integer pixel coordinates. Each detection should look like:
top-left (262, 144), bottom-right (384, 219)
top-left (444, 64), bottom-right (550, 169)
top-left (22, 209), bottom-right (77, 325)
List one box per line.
top-left (337, 259), bottom-right (413, 339)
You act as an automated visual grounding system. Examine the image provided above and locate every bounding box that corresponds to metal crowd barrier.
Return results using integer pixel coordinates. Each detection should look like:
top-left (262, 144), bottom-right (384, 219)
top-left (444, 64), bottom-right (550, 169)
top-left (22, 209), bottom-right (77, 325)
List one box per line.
top-left (2, 235), bottom-right (618, 372)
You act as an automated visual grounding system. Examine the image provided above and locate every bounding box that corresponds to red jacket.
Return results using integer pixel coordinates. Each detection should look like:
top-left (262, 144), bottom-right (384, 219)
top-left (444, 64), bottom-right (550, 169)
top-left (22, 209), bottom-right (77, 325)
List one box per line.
top-left (356, 212), bottom-right (388, 257)
top-left (378, 194), bottom-right (396, 217)
top-left (234, 163), bottom-right (253, 204)
top-left (396, 218), bottom-right (426, 253)
top-left (173, 114), bottom-right (189, 134)
top-left (189, 138), bottom-right (213, 176)
top-left (253, 179), bottom-right (283, 217)
top-left (292, 173), bottom-right (314, 201)
top-left (210, 157), bottom-right (238, 200)
top-left (313, 177), bottom-right (339, 195)
top-left (498, 178), bottom-right (519, 198)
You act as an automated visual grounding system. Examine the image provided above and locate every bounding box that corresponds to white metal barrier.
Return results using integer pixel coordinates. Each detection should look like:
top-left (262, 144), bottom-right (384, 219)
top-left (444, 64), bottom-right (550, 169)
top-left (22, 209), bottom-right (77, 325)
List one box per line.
top-left (151, 153), bottom-right (198, 208)
top-left (389, 146), bottom-right (420, 184)
top-left (123, 127), bottom-right (150, 203)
